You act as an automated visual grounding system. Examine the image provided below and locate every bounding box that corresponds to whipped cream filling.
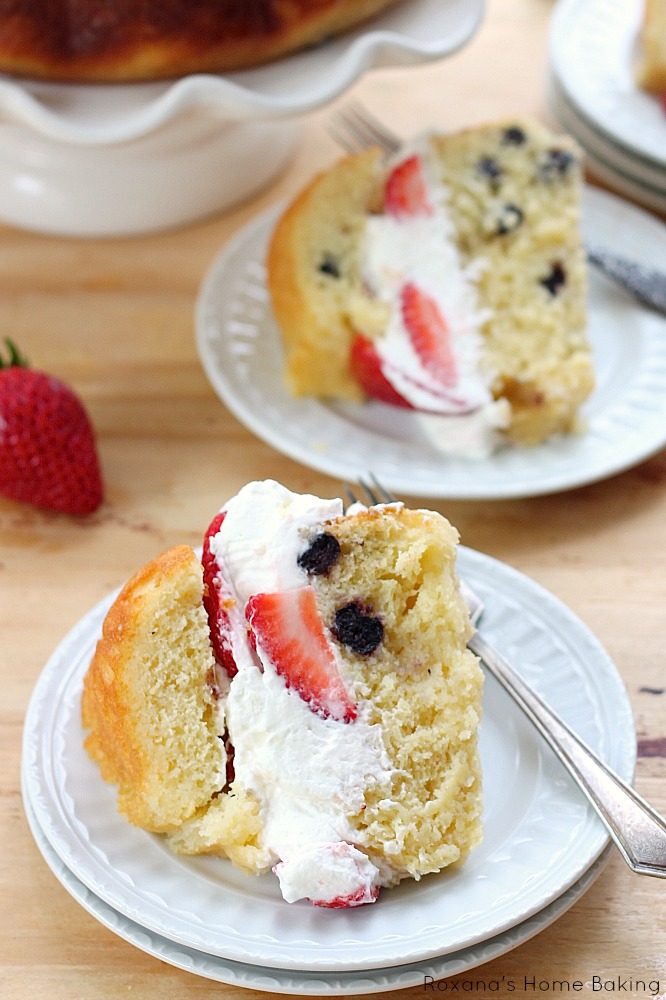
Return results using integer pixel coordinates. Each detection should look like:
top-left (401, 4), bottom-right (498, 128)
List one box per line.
top-left (275, 843), bottom-right (380, 906)
top-left (359, 137), bottom-right (510, 457)
top-left (208, 480), bottom-right (394, 905)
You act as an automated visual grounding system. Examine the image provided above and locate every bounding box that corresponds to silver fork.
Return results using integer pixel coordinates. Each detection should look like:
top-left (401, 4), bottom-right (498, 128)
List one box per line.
top-left (329, 103), bottom-right (666, 317)
top-left (345, 475), bottom-right (666, 878)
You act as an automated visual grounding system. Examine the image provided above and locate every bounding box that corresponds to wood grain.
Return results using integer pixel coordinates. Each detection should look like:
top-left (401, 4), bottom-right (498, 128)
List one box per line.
top-left (3, 1), bottom-right (666, 997)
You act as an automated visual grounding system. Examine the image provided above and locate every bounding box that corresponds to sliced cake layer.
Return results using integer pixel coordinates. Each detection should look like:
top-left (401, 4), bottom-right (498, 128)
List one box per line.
top-left (82, 480), bottom-right (483, 906)
top-left (267, 119), bottom-right (594, 454)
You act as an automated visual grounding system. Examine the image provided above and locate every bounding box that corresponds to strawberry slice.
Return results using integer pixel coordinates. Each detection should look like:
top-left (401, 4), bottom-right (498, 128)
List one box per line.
top-left (401, 281), bottom-right (457, 388)
top-left (202, 511), bottom-right (238, 679)
top-left (384, 155), bottom-right (433, 219)
top-left (313, 883), bottom-right (380, 908)
top-left (245, 587), bottom-right (357, 723)
top-left (349, 333), bottom-right (413, 407)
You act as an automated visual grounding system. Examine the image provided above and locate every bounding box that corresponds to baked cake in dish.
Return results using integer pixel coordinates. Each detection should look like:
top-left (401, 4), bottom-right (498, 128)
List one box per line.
top-left (0, 0), bottom-right (405, 82)
top-left (267, 118), bottom-right (594, 457)
top-left (82, 479), bottom-right (483, 907)
top-left (635, 0), bottom-right (666, 97)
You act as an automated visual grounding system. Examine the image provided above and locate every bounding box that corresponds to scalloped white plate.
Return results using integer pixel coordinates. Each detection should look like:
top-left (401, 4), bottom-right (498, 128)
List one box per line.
top-left (22, 546), bottom-right (635, 974)
top-left (549, 0), bottom-right (666, 170)
top-left (22, 781), bottom-right (613, 995)
top-left (0, 0), bottom-right (484, 145)
top-left (195, 186), bottom-right (666, 500)
top-left (547, 75), bottom-right (666, 216)
top-left (547, 73), bottom-right (666, 193)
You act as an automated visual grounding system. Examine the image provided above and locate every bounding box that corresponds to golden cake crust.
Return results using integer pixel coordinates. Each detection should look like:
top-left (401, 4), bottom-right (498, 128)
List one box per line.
top-left (635, 0), bottom-right (666, 95)
top-left (0, 0), bottom-right (404, 82)
top-left (267, 146), bottom-right (384, 402)
top-left (81, 544), bottom-right (221, 832)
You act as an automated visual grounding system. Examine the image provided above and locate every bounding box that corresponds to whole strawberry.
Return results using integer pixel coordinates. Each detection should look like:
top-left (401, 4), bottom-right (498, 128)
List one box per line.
top-left (0, 339), bottom-right (103, 515)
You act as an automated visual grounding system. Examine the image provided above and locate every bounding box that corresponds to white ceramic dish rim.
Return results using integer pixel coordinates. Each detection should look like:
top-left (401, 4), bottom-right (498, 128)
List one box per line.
top-left (549, 0), bottom-right (666, 170)
top-left (0, 0), bottom-right (484, 145)
top-left (579, 152), bottom-right (666, 218)
top-left (22, 545), bottom-right (636, 973)
top-left (22, 778), bottom-right (613, 996)
top-left (548, 76), bottom-right (666, 216)
top-left (547, 73), bottom-right (666, 195)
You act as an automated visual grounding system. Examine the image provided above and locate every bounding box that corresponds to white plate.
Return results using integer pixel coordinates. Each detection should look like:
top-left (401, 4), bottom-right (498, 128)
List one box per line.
top-left (22, 546), bottom-right (635, 973)
top-left (547, 72), bottom-right (666, 193)
top-left (22, 780), bottom-right (613, 996)
top-left (195, 188), bottom-right (666, 500)
top-left (578, 154), bottom-right (666, 219)
top-left (548, 72), bottom-right (666, 195)
top-left (549, 0), bottom-right (666, 170)
top-left (548, 75), bottom-right (666, 217)
top-left (0, 0), bottom-right (484, 145)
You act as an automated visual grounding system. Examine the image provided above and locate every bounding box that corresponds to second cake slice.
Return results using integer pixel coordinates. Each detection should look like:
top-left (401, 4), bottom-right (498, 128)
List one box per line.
top-left (267, 118), bottom-right (594, 455)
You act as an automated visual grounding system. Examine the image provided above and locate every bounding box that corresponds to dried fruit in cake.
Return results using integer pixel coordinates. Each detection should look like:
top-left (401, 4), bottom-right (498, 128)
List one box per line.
top-left (266, 118), bottom-right (595, 455)
top-left (0, 339), bottom-right (103, 516)
top-left (82, 479), bottom-right (483, 907)
top-left (332, 601), bottom-right (384, 655)
top-left (297, 531), bottom-right (342, 575)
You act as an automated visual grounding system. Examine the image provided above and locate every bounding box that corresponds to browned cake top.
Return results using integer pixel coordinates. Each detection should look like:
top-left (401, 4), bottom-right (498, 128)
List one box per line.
top-left (0, 0), bottom-right (403, 81)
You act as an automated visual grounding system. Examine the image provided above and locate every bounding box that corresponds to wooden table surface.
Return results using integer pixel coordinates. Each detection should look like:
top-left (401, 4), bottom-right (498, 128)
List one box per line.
top-left (3, 1), bottom-right (666, 997)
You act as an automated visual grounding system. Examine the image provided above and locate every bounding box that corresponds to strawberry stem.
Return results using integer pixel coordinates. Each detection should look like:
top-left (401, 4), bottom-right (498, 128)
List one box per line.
top-left (0, 338), bottom-right (28, 369)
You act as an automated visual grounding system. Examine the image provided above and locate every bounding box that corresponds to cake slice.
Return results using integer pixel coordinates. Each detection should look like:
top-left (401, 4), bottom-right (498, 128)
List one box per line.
top-left (266, 118), bottom-right (594, 455)
top-left (82, 479), bottom-right (483, 907)
top-left (635, 0), bottom-right (666, 97)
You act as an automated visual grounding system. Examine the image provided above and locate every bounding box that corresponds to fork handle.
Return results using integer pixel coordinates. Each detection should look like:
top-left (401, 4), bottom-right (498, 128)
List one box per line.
top-left (469, 631), bottom-right (666, 877)
top-left (586, 245), bottom-right (666, 316)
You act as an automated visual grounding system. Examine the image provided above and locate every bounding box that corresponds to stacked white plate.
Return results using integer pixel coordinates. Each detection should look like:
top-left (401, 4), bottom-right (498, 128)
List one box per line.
top-left (548, 0), bottom-right (666, 216)
top-left (22, 546), bottom-right (635, 993)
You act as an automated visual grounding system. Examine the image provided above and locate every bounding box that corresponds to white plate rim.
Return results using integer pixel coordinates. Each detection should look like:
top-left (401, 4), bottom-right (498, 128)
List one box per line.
top-left (22, 778), bottom-right (614, 996)
top-left (549, 0), bottom-right (666, 170)
top-left (21, 545), bottom-right (636, 973)
top-left (579, 154), bottom-right (666, 218)
top-left (548, 76), bottom-right (666, 216)
top-left (547, 73), bottom-right (666, 196)
top-left (0, 0), bottom-right (484, 145)
top-left (195, 188), bottom-right (666, 501)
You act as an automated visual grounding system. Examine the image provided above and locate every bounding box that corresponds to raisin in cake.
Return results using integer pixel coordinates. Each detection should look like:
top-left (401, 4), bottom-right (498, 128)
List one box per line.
top-left (82, 479), bottom-right (483, 907)
top-left (267, 118), bottom-right (594, 454)
top-left (0, 0), bottom-right (404, 82)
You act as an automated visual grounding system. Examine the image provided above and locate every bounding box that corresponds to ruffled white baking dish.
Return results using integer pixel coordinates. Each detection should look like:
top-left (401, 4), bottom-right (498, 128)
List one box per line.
top-left (0, 0), bottom-right (484, 236)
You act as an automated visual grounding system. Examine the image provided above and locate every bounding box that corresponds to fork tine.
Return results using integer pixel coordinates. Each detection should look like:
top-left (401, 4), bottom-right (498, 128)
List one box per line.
top-left (344, 103), bottom-right (402, 154)
top-left (328, 102), bottom-right (402, 157)
top-left (345, 474), bottom-right (397, 508)
top-left (367, 473), bottom-right (396, 504)
top-left (344, 483), bottom-right (360, 507)
top-left (327, 118), bottom-right (367, 156)
top-left (357, 477), bottom-right (380, 506)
